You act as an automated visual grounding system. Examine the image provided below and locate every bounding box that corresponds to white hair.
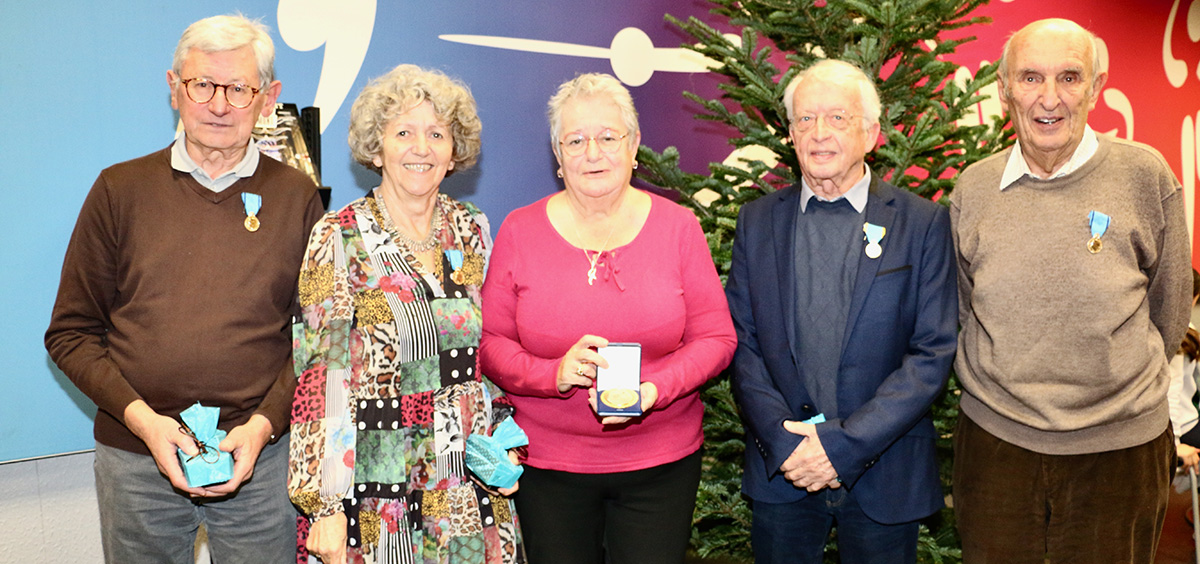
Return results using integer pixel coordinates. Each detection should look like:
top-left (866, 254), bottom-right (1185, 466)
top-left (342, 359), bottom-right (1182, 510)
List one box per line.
top-left (782, 59), bottom-right (881, 129)
top-left (546, 73), bottom-right (640, 157)
top-left (172, 14), bottom-right (275, 88)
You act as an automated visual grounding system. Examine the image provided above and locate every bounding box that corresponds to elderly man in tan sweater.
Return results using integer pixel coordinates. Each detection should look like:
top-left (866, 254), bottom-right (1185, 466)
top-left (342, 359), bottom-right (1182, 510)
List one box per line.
top-left (951, 18), bottom-right (1192, 564)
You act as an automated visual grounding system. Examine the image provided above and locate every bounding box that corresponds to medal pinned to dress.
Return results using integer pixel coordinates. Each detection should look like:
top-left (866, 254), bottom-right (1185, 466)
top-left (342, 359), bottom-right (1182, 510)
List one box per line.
top-left (1086, 210), bottom-right (1109, 254)
top-left (445, 249), bottom-right (466, 285)
top-left (863, 222), bottom-right (886, 259)
top-left (242, 193), bottom-right (262, 232)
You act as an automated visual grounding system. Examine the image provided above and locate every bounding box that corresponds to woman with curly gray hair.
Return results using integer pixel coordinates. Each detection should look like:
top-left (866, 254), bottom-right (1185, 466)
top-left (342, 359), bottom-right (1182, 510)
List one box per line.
top-left (289, 64), bottom-right (524, 564)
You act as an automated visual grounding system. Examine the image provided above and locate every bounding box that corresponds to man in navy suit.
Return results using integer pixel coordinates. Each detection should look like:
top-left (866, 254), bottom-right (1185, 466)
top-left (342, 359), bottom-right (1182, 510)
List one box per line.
top-left (725, 59), bottom-right (957, 564)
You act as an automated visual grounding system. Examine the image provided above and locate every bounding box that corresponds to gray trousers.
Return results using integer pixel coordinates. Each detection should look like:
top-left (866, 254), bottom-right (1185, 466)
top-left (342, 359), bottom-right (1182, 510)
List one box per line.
top-left (94, 435), bottom-right (296, 564)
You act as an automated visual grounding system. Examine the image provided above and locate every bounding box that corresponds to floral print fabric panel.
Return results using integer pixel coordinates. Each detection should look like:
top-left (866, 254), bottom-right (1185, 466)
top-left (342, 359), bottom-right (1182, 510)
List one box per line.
top-left (290, 192), bottom-right (523, 564)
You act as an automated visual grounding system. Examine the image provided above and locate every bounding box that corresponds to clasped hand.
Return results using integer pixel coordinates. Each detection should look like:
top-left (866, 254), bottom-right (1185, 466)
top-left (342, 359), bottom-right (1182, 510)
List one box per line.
top-left (125, 400), bottom-right (272, 498)
top-left (779, 420), bottom-right (840, 492)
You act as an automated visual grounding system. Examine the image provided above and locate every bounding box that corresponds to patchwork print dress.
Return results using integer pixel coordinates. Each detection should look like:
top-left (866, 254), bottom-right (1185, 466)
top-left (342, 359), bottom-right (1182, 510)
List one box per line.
top-left (289, 191), bottom-right (524, 564)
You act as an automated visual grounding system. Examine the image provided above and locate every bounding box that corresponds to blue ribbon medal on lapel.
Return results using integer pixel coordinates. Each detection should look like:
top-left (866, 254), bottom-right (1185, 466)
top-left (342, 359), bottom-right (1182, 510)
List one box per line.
top-left (1087, 211), bottom-right (1109, 254)
top-left (862, 222), bottom-right (886, 259)
top-left (445, 249), bottom-right (465, 285)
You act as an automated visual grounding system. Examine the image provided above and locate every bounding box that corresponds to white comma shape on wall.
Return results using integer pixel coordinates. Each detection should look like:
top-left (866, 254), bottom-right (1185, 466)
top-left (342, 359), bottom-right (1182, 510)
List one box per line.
top-left (1165, 0), bottom-right (1200, 211)
top-left (277, 0), bottom-right (377, 133)
top-left (1100, 89), bottom-right (1132, 140)
top-left (953, 64), bottom-right (1003, 129)
top-left (1087, 37), bottom-right (1135, 142)
top-left (1164, 0), bottom-right (1200, 87)
top-left (1182, 115), bottom-right (1199, 241)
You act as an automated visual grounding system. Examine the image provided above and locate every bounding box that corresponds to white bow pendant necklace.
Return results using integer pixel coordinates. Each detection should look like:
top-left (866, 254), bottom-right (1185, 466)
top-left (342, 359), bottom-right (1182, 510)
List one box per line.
top-left (572, 220), bottom-right (617, 286)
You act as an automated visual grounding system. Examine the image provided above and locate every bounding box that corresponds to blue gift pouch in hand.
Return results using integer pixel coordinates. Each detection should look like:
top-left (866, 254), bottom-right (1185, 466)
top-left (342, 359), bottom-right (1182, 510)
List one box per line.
top-left (466, 418), bottom-right (529, 489)
top-left (176, 403), bottom-right (234, 488)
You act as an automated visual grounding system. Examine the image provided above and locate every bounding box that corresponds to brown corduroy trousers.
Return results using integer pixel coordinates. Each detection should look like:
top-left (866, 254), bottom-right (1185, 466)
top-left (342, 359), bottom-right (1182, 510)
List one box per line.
top-left (953, 414), bottom-right (1173, 564)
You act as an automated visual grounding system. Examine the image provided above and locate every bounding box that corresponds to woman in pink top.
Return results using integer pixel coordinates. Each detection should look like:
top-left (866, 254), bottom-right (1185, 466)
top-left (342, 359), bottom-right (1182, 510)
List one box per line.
top-left (480, 73), bottom-right (736, 564)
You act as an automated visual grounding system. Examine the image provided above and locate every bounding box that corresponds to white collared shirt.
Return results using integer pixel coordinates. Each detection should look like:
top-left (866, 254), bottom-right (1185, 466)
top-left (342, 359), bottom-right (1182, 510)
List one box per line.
top-left (170, 129), bottom-right (260, 193)
top-left (800, 165), bottom-right (871, 213)
top-left (999, 125), bottom-right (1098, 190)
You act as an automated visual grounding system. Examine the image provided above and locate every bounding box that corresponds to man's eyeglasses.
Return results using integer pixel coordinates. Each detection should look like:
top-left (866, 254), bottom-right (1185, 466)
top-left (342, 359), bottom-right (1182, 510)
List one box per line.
top-left (558, 130), bottom-right (629, 157)
top-left (179, 78), bottom-right (261, 109)
top-left (791, 110), bottom-right (862, 133)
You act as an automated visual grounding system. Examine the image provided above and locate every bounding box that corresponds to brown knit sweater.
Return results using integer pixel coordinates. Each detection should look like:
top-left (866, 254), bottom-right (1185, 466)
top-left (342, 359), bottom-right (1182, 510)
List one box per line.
top-left (46, 147), bottom-right (324, 455)
top-left (951, 136), bottom-right (1191, 455)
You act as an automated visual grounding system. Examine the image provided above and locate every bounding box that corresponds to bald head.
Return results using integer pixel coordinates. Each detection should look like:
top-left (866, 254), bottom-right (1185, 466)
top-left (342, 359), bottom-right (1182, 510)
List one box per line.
top-left (996, 18), bottom-right (1108, 178)
top-left (998, 19), bottom-right (1102, 92)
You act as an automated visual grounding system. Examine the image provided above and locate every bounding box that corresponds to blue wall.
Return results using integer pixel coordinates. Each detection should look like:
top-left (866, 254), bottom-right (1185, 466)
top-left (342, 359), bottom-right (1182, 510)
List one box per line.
top-left (0, 0), bottom-right (734, 461)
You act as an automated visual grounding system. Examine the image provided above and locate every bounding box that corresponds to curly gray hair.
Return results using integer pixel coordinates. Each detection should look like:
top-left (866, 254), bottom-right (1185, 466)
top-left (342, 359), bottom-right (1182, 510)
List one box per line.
top-left (348, 64), bottom-right (482, 175)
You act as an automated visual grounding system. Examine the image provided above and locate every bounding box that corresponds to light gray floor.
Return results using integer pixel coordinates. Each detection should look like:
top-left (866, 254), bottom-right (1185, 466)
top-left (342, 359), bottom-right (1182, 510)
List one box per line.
top-left (0, 451), bottom-right (210, 563)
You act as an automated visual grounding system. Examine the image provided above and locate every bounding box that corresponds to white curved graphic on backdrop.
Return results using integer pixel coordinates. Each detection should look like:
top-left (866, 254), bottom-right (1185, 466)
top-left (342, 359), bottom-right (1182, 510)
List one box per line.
top-left (1165, 0), bottom-right (1190, 88)
top-left (438, 28), bottom-right (717, 87)
top-left (953, 64), bottom-right (1004, 128)
top-left (690, 145), bottom-right (782, 207)
top-left (1101, 89), bottom-right (1133, 139)
top-left (278, 0), bottom-right (376, 132)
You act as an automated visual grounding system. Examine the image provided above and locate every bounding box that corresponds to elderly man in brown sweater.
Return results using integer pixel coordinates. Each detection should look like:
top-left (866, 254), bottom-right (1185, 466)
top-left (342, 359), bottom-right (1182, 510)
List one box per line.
top-left (45, 14), bottom-right (323, 563)
top-left (951, 18), bottom-right (1192, 564)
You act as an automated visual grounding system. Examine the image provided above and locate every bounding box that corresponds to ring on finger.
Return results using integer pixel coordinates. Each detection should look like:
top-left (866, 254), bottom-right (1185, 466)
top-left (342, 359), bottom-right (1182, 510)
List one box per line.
top-left (575, 365), bottom-right (587, 376)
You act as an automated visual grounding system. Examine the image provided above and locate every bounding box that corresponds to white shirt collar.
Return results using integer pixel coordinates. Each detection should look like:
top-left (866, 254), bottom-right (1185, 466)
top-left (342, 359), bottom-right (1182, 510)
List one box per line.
top-left (800, 165), bottom-right (871, 213)
top-left (1000, 125), bottom-right (1098, 190)
top-left (170, 129), bottom-right (260, 193)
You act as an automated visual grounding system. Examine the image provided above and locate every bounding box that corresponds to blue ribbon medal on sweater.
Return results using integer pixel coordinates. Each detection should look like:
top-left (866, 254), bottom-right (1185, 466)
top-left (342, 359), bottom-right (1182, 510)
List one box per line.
top-left (242, 193), bottom-right (262, 232)
top-left (1087, 211), bottom-right (1109, 254)
top-left (862, 222), bottom-right (886, 259)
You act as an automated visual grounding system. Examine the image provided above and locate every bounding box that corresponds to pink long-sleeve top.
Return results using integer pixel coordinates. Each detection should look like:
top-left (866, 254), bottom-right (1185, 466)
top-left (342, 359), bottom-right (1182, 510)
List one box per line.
top-left (480, 191), bottom-right (736, 473)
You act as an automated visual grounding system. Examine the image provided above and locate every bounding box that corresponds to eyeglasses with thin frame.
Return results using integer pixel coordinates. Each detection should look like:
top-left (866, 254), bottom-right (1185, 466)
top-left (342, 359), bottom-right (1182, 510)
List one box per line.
top-left (558, 130), bottom-right (629, 157)
top-left (179, 78), bottom-right (262, 109)
top-left (791, 110), bottom-right (862, 133)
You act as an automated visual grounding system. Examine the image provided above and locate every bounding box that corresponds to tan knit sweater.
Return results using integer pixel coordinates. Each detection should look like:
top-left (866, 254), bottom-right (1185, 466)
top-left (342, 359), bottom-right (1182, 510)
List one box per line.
top-left (951, 136), bottom-right (1191, 455)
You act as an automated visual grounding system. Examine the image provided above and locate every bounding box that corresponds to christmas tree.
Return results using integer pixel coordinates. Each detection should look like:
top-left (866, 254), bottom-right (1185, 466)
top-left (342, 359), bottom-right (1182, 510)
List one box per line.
top-left (634, 1), bottom-right (1013, 561)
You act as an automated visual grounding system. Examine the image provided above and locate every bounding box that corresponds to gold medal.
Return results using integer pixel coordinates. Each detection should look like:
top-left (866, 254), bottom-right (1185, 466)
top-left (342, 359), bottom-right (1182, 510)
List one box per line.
top-left (600, 388), bottom-right (639, 409)
top-left (244, 215), bottom-right (260, 232)
top-left (1087, 237), bottom-right (1102, 253)
top-left (451, 269), bottom-right (465, 285)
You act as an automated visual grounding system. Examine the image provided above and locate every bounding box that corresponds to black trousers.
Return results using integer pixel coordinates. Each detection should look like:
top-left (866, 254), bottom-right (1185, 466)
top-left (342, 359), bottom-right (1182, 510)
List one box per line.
top-left (515, 449), bottom-right (702, 564)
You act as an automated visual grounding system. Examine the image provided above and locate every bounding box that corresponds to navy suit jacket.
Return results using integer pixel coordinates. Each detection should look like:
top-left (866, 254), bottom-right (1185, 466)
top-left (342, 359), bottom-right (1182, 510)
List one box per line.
top-left (725, 176), bottom-right (957, 524)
